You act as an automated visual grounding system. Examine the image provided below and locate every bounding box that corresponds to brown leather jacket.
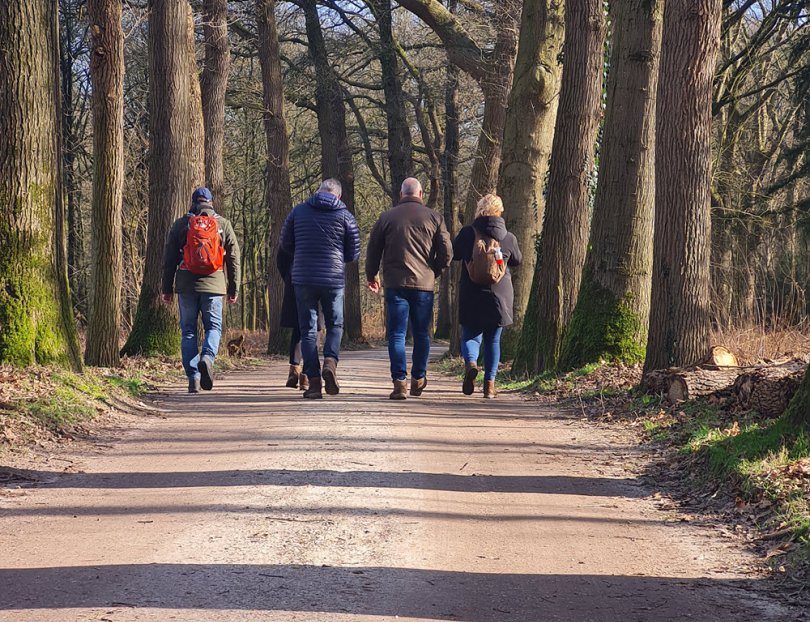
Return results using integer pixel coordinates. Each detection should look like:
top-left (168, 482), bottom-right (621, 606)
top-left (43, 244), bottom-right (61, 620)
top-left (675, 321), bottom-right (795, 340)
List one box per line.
top-left (365, 196), bottom-right (453, 291)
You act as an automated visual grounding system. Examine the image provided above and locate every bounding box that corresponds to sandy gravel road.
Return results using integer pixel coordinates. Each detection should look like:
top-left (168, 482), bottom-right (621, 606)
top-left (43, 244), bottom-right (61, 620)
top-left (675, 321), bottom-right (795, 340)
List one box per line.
top-left (0, 349), bottom-right (801, 621)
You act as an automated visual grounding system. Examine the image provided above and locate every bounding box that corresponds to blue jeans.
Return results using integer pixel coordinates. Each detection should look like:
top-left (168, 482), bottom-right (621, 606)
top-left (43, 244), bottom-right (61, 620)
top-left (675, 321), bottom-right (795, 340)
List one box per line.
top-left (178, 293), bottom-right (223, 380)
top-left (386, 288), bottom-right (434, 381)
top-left (461, 325), bottom-right (503, 381)
top-left (295, 285), bottom-right (343, 379)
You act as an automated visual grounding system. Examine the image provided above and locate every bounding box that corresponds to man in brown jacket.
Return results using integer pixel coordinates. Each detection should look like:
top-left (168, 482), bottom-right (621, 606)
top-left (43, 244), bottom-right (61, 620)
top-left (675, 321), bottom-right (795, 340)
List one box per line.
top-left (366, 178), bottom-right (452, 399)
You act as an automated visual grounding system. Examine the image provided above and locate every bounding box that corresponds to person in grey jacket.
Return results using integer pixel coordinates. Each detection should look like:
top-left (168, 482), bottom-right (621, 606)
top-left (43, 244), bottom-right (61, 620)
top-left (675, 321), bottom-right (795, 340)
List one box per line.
top-left (366, 178), bottom-right (452, 400)
top-left (279, 178), bottom-right (360, 399)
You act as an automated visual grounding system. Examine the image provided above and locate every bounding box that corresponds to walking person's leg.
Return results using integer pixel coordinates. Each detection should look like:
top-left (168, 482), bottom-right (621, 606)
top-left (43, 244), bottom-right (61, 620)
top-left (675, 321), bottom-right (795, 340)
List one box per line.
top-left (178, 294), bottom-right (202, 393)
top-left (286, 325), bottom-right (302, 388)
top-left (319, 287), bottom-right (344, 395)
top-left (460, 324), bottom-right (483, 395)
top-left (385, 288), bottom-right (410, 399)
top-left (295, 285), bottom-right (322, 398)
top-left (408, 289), bottom-right (434, 396)
top-left (482, 326), bottom-right (503, 399)
top-left (197, 294), bottom-right (223, 391)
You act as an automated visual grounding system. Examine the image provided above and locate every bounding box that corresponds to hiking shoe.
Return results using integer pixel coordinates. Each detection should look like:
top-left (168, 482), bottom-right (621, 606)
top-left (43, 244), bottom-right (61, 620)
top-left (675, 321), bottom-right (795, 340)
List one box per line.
top-left (299, 373), bottom-right (309, 391)
top-left (410, 376), bottom-right (427, 397)
top-left (286, 364), bottom-right (301, 388)
top-left (199, 355), bottom-right (214, 391)
top-left (188, 377), bottom-right (201, 394)
top-left (483, 379), bottom-right (497, 399)
top-left (462, 362), bottom-right (478, 395)
top-left (303, 375), bottom-right (323, 399)
top-left (390, 379), bottom-right (408, 400)
top-left (322, 357), bottom-right (340, 395)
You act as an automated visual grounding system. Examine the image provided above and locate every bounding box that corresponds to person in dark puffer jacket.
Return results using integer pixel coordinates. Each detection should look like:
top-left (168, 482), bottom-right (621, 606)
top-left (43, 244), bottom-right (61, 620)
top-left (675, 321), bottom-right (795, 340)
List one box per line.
top-left (280, 178), bottom-right (360, 399)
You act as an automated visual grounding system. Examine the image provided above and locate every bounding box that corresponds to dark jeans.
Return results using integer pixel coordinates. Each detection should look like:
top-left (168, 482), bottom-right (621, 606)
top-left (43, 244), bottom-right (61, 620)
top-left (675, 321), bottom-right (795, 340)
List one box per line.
top-left (461, 324), bottom-right (503, 381)
top-left (178, 293), bottom-right (223, 380)
top-left (385, 288), bottom-right (434, 381)
top-left (295, 285), bottom-right (343, 379)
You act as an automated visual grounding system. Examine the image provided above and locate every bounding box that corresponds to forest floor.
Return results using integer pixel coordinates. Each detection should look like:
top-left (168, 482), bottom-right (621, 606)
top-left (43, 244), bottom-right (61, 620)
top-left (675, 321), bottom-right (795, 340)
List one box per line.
top-left (0, 349), bottom-right (808, 621)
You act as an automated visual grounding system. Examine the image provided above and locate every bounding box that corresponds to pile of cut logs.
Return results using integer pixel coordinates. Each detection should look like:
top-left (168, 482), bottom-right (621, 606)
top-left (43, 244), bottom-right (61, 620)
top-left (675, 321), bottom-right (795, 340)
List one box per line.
top-left (643, 346), bottom-right (808, 417)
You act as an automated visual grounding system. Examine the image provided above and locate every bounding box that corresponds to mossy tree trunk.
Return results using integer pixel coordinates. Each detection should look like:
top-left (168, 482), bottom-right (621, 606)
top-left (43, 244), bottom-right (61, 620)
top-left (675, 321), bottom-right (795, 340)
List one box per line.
top-left (513, 0), bottom-right (605, 375)
top-left (200, 0), bottom-right (230, 214)
top-left (643, 0), bottom-right (721, 373)
top-left (559, 0), bottom-right (664, 370)
top-left (784, 367), bottom-right (809, 429)
top-left (0, 0), bottom-right (82, 369)
top-left (497, 0), bottom-right (565, 356)
top-left (85, 0), bottom-right (125, 367)
top-left (303, 0), bottom-right (363, 341)
top-left (121, 0), bottom-right (197, 357)
top-left (257, 0), bottom-right (293, 354)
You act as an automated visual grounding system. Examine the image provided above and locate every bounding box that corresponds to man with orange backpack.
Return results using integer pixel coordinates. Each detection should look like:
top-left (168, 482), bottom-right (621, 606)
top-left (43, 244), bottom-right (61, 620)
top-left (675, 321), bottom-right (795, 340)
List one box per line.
top-left (161, 187), bottom-right (241, 393)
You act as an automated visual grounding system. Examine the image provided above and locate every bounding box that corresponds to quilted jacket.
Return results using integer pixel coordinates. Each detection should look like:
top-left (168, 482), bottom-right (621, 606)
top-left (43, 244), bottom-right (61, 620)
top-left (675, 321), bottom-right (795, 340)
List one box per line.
top-left (279, 191), bottom-right (360, 288)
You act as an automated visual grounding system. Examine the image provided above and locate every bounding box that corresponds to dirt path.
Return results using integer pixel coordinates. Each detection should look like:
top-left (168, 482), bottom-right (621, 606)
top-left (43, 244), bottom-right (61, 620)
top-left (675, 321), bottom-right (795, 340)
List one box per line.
top-left (0, 349), bottom-right (802, 621)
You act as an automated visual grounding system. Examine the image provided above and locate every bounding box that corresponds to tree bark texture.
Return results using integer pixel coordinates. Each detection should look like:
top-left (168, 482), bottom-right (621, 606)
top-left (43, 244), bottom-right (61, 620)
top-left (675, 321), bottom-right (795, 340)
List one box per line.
top-left (201, 0), bottom-right (230, 212)
top-left (461, 0), bottom-right (521, 224)
top-left (436, 41), bottom-right (460, 343)
top-left (513, 0), bottom-right (605, 375)
top-left (186, 3), bottom-right (205, 189)
top-left (122, 0), bottom-right (196, 356)
top-left (497, 0), bottom-right (565, 355)
top-left (85, 0), bottom-right (125, 367)
top-left (0, 0), bottom-right (82, 368)
top-left (256, 0), bottom-right (293, 354)
top-left (303, 0), bottom-right (363, 341)
top-left (370, 0), bottom-right (413, 199)
top-left (644, 0), bottom-right (722, 373)
top-left (560, 0), bottom-right (664, 370)
top-left (785, 365), bottom-right (809, 428)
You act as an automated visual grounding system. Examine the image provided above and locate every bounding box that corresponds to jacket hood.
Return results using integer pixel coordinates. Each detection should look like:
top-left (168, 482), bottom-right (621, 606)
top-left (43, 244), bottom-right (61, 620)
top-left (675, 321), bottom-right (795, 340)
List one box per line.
top-left (473, 216), bottom-right (507, 242)
top-left (307, 191), bottom-right (346, 211)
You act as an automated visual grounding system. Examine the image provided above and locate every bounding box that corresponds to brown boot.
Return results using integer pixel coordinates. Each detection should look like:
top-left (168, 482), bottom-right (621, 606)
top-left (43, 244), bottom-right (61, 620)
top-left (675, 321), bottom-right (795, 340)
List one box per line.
top-left (322, 357), bottom-right (340, 395)
top-left (389, 379), bottom-right (408, 400)
top-left (286, 365), bottom-right (300, 388)
top-left (303, 375), bottom-right (322, 399)
top-left (410, 376), bottom-right (427, 397)
top-left (462, 362), bottom-right (478, 395)
top-left (299, 374), bottom-right (309, 391)
top-left (483, 380), bottom-right (497, 399)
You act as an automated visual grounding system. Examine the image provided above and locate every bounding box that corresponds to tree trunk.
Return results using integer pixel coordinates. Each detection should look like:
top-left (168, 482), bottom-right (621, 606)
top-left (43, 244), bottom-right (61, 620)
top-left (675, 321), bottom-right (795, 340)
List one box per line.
top-left (256, 0), bottom-right (293, 355)
top-left (513, 0), bottom-right (605, 375)
top-left (461, 0), bottom-right (521, 224)
top-left (784, 366), bottom-right (809, 429)
top-left (186, 2), bottom-right (205, 189)
top-left (0, 0), bottom-right (82, 368)
top-left (497, 0), bottom-right (565, 355)
top-left (369, 0), bottom-right (413, 199)
top-left (560, 0), bottom-right (664, 370)
top-left (734, 361), bottom-right (806, 418)
top-left (122, 0), bottom-right (196, 356)
top-left (85, 0), bottom-right (125, 367)
top-left (643, 0), bottom-right (721, 373)
top-left (200, 0), bottom-right (230, 213)
top-left (436, 36), bottom-right (460, 343)
top-left (303, 0), bottom-right (363, 341)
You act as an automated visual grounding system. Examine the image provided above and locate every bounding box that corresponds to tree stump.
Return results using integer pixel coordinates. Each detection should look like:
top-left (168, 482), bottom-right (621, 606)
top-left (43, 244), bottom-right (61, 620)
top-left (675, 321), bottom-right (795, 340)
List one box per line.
top-left (733, 360), bottom-right (807, 418)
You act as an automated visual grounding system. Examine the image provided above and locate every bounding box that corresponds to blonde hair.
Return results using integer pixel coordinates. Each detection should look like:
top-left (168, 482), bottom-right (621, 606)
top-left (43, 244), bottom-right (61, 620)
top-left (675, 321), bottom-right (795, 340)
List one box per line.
top-left (475, 194), bottom-right (504, 218)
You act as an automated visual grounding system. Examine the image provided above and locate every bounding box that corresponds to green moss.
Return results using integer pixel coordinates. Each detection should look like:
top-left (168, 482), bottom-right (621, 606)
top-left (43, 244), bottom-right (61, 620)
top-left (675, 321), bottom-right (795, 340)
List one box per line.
top-left (120, 288), bottom-right (180, 357)
top-left (559, 276), bottom-right (646, 371)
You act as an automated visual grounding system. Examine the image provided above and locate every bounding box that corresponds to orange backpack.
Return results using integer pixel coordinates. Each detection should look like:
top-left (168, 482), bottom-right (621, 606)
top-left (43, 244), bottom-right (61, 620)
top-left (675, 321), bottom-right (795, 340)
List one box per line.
top-left (183, 214), bottom-right (224, 275)
top-left (465, 229), bottom-right (506, 286)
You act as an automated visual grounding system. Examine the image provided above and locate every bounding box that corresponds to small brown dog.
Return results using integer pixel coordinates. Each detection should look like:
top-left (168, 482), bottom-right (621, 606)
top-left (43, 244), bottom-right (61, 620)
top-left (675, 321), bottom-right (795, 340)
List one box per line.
top-left (227, 334), bottom-right (245, 357)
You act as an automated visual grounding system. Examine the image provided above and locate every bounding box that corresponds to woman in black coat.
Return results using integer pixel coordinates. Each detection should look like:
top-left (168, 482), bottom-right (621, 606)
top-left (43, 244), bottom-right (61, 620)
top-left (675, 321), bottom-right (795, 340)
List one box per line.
top-left (276, 248), bottom-right (306, 389)
top-left (452, 194), bottom-right (522, 398)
